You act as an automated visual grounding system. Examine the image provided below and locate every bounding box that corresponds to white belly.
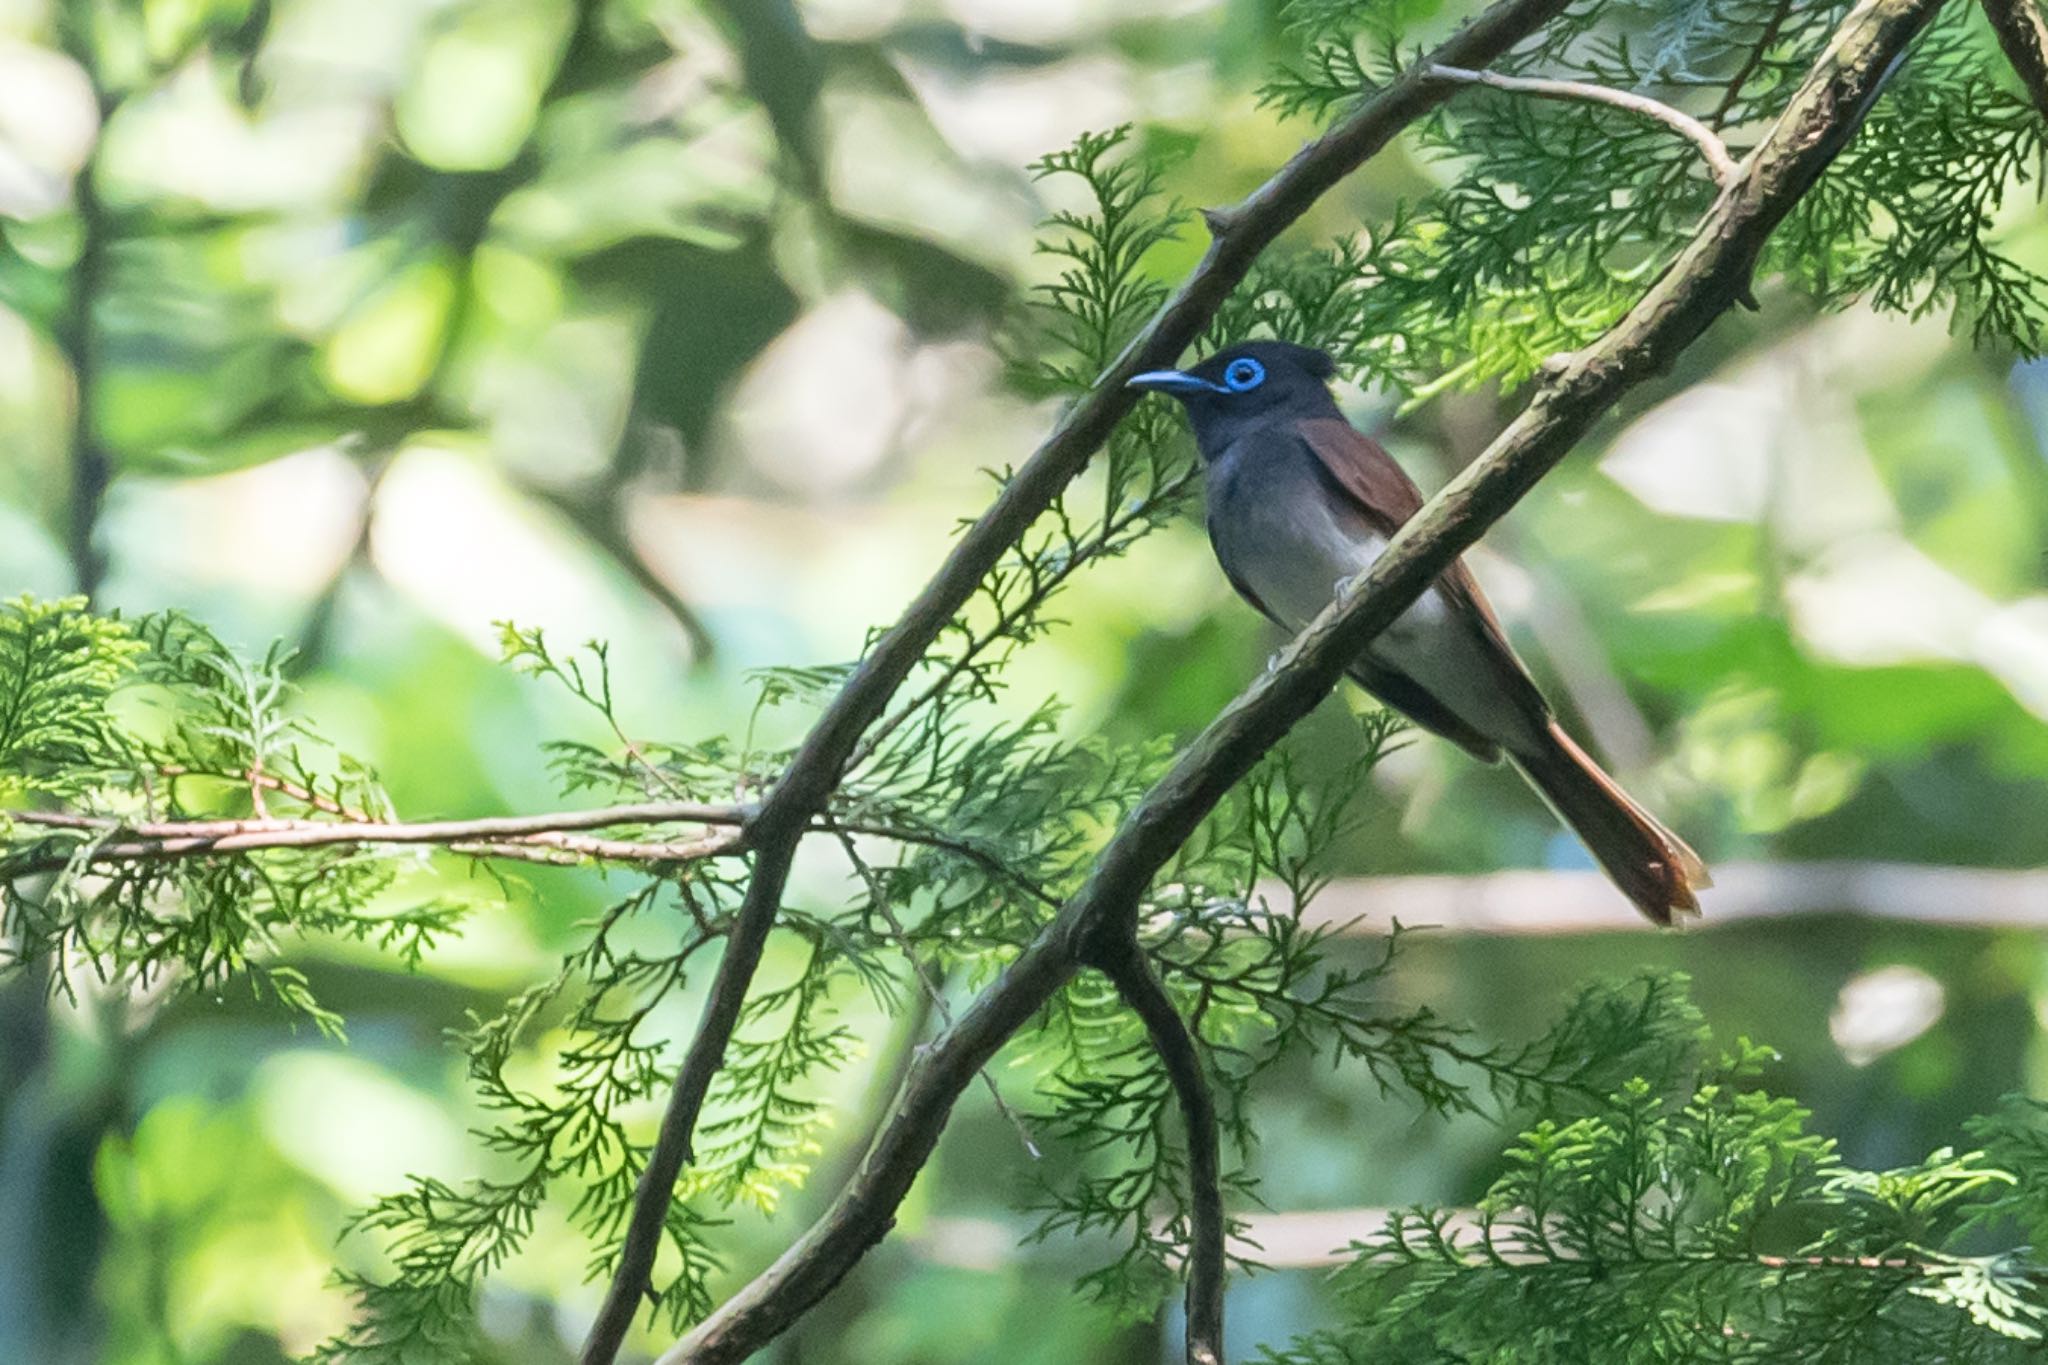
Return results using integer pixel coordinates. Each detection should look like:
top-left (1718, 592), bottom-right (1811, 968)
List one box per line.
top-left (1227, 490), bottom-right (1448, 649)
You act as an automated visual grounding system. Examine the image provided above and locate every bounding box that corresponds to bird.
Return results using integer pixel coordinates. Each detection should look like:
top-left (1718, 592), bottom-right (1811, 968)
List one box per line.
top-left (1127, 339), bottom-right (1708, 925)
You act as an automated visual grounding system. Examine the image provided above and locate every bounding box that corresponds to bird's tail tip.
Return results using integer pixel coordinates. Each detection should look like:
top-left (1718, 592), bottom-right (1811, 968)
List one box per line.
top-left (1514, 721), bottom-right (1709, 928)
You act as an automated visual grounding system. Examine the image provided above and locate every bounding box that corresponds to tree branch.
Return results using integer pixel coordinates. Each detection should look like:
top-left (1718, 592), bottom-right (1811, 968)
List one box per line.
top-left (912, 1207), bottom-right (1961, 1274)
top-left (831, 823), bottom-right (1041, 1160)
top-left (4, 801), bottom-right (751, 875)
top-left (1102, 947), bottom-right (1224, 1365)
top-left (576, 2), bottom-right (1580, 1359)
top-left (525, 478), bottom-right (718, 666)
top-left (655, 2), bottom-right (1943, 1358)
top-left (1426, 64), bottom-right (1742, 186)
top-left (1982, 0), bottom-right (2048, 119)
top-left (1711, 0), bottom-right (1798, 127)
top-left (2, 803), bottom-right (1052, 899)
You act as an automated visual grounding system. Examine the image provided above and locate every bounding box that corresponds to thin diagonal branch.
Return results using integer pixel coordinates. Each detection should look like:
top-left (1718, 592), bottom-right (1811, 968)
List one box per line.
top-left (1711, 0), bottom-right (1798, 127)
top-left (831, 824), bottom-right (1040, 1160)
top-left (576, 2), bottom-right (1579, 1360)
top-left (525, 478), bottom-right (717, 666)
top-left (1101, 946), bottom-right (1224, 1365)
top-left (657, 3), bottom-right (1942, 1358)
top-left (1982, 0), bottom-right (2048, 118)
top-left (851, 463), bottom-right (1201, 768)
top-left (1426, 64), bottom-right (1742, 186)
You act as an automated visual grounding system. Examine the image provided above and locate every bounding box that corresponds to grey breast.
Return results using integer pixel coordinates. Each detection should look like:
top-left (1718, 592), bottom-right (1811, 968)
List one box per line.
top-left (1204, 431), bottom-right (1539, 752)
top-left (1205, 435), bottom-right (1383, 632)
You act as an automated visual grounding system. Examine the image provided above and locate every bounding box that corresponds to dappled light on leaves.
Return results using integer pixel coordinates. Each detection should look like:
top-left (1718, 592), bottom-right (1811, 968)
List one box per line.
top-left (4, 0), bottom-right (2048, 1362)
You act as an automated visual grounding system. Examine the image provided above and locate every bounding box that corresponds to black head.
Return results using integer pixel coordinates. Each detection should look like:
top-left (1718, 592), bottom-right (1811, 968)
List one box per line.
top-left (1126, 340), bottom-right (1343, 461)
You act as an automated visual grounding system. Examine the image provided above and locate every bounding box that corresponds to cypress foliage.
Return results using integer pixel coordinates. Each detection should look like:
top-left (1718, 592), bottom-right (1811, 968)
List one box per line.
top-left (6, 2), bottom-right (2048, 1359)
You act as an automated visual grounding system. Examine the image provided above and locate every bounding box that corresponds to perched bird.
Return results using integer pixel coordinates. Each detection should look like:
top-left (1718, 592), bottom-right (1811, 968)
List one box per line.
top-left (1128, 340), bottom-right (1708, 924)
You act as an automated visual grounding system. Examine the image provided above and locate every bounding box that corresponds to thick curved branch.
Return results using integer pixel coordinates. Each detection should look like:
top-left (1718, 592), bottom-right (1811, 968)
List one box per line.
top-left (1426, 65), bottom-right (1742, 186)
top-left (575, 2), bottom-right (1578, 1359)
top-left (656, 2), bottom-right (1943, 1358)
top-left (1982, 0), bottom-right (2048, 118)
top-left (1102, 948), bottom-right (1224, 1365)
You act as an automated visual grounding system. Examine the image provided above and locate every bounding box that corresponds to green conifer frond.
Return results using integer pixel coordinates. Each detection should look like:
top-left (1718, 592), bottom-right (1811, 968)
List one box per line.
top-left (1264, 1061), bottom-right (2048, 1363)
top-left (0, 594), bottom-right (144, 797)
top-left (8, 0), bottom-right (2048, 1356)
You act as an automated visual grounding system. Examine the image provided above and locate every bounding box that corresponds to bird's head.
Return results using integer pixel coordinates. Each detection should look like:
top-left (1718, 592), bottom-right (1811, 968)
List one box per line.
top-left (1126, 339), bottom-right (1342, 461)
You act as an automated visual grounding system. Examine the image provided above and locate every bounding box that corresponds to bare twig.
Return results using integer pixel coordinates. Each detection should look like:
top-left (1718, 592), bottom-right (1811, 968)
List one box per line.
top-left (576, 3), bottom-right (1583, 1360)
top-left (1427, 64), bottom-right (1742, 186)
top-left (831, 825), bottom-right (1040, 1160)
top-left (4, 801), bottom-right (750, 871)
top-left (1101, 947), bottom-right (1224, 1365)
top-left (913, 1208), bottom-right (1958, 1274)
top-left (1712, 0), bottom-right (1798, 127)
top-left (9, 826), bottom-right (746, 875)
top-left (236, 768), bottom-right (376, 823)
top-left (657, 3), bottom-right (1942, 1358)
top-left (2, 802), bottom-right (1052, 891)
top-left (1982, 0), bottom-right (2048, 119)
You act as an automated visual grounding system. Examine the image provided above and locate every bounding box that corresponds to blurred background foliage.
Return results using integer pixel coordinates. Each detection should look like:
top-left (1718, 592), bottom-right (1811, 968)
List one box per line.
top-left (4, 0), bottom-right (2048, 1361)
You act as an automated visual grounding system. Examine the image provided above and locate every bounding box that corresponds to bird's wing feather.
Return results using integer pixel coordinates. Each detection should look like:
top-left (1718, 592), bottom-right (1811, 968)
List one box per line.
top-left (1205, 434), bottom-right (1506, 764)
top-left (1346, 655), bottom-right (1504, 763)
top-left (1292, 416), bottom-right (1553, 737)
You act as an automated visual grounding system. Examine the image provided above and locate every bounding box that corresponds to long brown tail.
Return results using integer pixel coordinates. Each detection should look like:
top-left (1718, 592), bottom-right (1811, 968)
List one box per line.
top-left (1509, 721), bottom-right (1710, 925)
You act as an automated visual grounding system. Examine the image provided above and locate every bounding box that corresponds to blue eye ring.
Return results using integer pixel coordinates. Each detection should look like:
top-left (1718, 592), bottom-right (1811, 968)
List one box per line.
top-left (1222, 357), bottom-right (1266, 392)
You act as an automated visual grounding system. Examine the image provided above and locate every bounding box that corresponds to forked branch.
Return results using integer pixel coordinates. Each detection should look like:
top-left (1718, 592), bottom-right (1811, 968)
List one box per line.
top-left (658, 1), bottom-right (1944, 1360)
top-left (577, 1), bottom-right (1581, 1360)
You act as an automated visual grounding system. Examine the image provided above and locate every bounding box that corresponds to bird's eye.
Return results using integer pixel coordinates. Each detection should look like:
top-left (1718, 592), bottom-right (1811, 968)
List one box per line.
top-left (1223, 357), bottom-right (1266, 392)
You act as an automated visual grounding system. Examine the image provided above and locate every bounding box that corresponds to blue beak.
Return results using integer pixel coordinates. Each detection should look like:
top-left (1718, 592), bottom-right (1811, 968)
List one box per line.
top-left (1127, 369), bottom-right (1221, 395)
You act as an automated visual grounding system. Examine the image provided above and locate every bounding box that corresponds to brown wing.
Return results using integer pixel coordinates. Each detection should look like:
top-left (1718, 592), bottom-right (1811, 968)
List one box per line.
top-left (1347, 655), bottom-right (1506, 763)
top-left (1208, 533), bottom-right (1501, 761)
top-left (1293, 416), bottom-right (1553, 744)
